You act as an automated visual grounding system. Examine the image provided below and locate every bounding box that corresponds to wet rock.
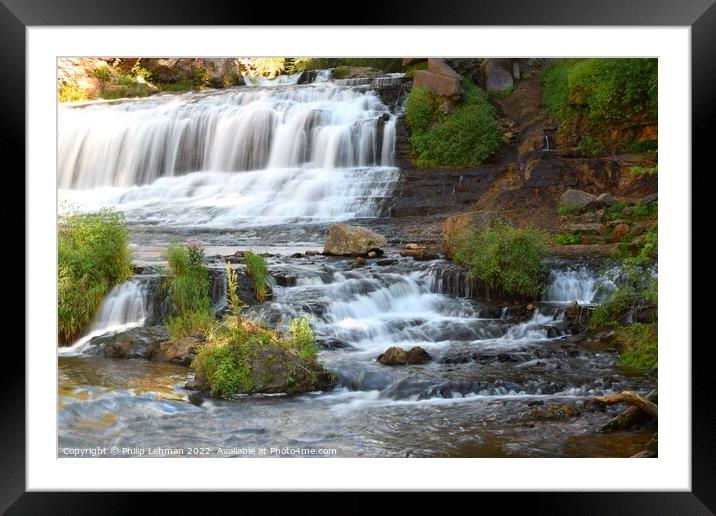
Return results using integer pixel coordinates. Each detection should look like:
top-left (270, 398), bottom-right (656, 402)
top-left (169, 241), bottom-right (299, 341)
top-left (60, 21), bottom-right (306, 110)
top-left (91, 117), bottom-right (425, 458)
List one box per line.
top-left (529, 403), bottom-right (580, 419)
top-left (272, 272), bottom-right (296, 287)
top-left (323, 224), bottom-right (386, 256)
top-left (559, 189), bottom-right (598, 211)
top-left (378, 346), bottom-right (431, 366)
top-left (377, 346), bottom-right (407, 365)
top-left (376, 258), bottom-right (398, 266)
top-left (406, 346), bottom-right (432, 364)
top-left (315, 337), bottom-right (353, 350)
top-left (352, 257), bottom-right (366, 268)
top-left (85, 326), bottom-right (169, 360)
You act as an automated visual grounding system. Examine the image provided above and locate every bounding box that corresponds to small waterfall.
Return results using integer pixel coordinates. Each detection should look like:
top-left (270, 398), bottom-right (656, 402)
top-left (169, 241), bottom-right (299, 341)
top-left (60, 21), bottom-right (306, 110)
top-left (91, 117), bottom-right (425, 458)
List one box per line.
top-left (543, 267), bottom-right (598, 304)
top-left (380, 116), bottom-right (396, 166)
top-left (211, 270), bottom-right (227, 313)
top-left (60, 279), bottom-right (148, 354)
top-left (544, 134), bottom-right (550, 151)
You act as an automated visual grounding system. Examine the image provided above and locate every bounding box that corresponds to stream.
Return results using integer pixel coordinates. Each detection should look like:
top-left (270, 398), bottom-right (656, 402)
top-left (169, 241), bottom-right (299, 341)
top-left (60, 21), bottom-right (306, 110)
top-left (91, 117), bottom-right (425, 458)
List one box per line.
top-left (57, 75), bottom-right (653, 457)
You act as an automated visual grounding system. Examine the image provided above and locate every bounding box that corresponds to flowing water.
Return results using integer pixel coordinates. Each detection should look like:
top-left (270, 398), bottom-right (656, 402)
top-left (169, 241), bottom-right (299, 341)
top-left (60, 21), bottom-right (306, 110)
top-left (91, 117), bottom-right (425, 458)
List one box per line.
top-left (57, 76), bottom-right (652, 458)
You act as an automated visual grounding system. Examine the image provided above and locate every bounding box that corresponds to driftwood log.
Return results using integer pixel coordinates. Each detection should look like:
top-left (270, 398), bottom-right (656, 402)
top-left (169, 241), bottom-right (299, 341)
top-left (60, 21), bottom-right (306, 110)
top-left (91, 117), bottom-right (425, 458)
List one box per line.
top-left (596, 389), bottom-right (658, 432)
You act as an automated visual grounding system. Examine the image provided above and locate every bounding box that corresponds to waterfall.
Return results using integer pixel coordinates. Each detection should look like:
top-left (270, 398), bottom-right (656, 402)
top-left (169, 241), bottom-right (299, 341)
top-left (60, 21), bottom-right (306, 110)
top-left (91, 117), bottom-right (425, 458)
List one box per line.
top-left (59, 279), bottom-right (148, 354)
top-left (58, 83), bottom-right (400, 226)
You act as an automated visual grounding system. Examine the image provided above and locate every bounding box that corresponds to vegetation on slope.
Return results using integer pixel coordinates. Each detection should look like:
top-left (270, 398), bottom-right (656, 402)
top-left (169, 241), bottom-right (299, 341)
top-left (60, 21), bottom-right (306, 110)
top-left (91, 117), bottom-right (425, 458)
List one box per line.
top-left (542, 58), bottom-right (658, 154)
top-left (58, 209), bottom-right (133, 343)
top-left (405, 79), bottom-right (501, 167)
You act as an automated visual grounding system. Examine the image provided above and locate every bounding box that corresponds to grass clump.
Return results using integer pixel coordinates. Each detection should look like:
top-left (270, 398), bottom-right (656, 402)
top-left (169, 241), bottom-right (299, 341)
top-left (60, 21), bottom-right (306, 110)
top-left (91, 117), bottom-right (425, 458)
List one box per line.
top-left (165, 241), bottom-right (214, 340)
top-left (615, 322), bottom-right (657, 369)
top-left (628, 165), bottom-right (658, 176)
top-left (58, 209), bottom-right (133, 343)
top-left (243, 251), bottom-right (269, 302)
top-left (558, 203), bottom-right (581, 217)
top-left (555, 232), bottom-right (581, 245)
top-left (452, 220), bottom-right (548, 299)
top-left (405, 80), bottom-right (501, 167)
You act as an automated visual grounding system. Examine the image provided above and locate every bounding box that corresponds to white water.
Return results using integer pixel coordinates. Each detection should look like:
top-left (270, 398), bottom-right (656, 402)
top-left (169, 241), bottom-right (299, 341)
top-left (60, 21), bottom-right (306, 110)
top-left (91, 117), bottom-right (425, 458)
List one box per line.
top-left (542, 266), bottom-right (618, 304)
top-left (59, 83), bottom-right (400, 226)
top-left (59, 279), bottom-right (148, 354)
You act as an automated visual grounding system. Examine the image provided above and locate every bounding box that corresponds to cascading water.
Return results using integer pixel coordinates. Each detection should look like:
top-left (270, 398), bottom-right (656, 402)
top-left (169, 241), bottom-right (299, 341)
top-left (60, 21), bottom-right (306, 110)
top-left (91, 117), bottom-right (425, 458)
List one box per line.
top-left (60, 278), bottom-right (148, 354)
top-left (58, 83), bottom-right (400, 226)
top-left (57, 74), bottom-right (653, 458)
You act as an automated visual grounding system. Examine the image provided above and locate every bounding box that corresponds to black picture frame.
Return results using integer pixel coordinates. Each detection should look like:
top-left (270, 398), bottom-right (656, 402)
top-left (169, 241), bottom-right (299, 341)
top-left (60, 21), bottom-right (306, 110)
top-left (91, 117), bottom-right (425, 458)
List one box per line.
top-left (5, 0), bottom-right (711, 512)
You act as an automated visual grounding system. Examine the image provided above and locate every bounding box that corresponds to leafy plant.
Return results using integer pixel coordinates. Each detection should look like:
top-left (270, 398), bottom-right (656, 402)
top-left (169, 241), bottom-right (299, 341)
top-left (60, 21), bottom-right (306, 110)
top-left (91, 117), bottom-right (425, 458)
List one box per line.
top-left (225, 262), bottom-right (246, 321)
top-left (57, 209), bottom-right (133, 342)
top-left (577, 135), bottom-right (604, 157)
top-left (452, 220), bottom-right (548, 298)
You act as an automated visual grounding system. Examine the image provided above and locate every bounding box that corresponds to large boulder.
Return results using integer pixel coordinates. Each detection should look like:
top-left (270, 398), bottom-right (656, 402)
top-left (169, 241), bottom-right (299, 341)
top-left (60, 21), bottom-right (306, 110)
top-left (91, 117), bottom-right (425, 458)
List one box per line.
top-left (323, 224), bottom-right (386, 256)
top-left (414, 58), bottom-right (463, 99)
top-left (559, 189), bottom-right (599, 210)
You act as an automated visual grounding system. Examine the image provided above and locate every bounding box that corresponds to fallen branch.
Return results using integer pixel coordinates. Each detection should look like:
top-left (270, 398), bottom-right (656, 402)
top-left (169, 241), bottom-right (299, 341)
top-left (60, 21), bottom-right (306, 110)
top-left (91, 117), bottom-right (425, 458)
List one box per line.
top-left (594, 390), bottom-right (658, 420)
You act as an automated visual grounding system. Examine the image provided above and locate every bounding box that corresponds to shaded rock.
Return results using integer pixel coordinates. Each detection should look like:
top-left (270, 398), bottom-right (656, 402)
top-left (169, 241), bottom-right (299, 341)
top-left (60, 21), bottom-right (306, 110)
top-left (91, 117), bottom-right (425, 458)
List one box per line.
top-left (376, 258), bottom-right (398, 266)
top-left (84, 326), bottom-right (169, 360)
top-left (559, 189), bottom-right (598, 210)
top-left (159, 336), bottom-right (201, 366)
top-left (323, 224), bottom-right (386, 256)
top-left (563, 223), bottom-right (604, 235)
top-left (352, 257), bottom-right (366, 268)
top-left (597, 192), bottom-right (615, 207)
top-left (485, 59), bottom-right (514, 93)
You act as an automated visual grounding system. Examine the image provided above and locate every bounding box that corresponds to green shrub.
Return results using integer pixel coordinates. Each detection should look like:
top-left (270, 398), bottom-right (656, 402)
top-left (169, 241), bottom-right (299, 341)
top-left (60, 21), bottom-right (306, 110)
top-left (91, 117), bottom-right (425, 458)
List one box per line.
top-left (58, 209), bottom-right (133, 342)
top-left (58, 83), bottom-right (89, 103)
top-left (92, 66), bottom-right (112, 82)
top-left (603, 201), bottom-right (627, 221)
top-left (555, 232), bottom-right (581, 245)
top-left (452, 220), bottom-right (548, 298)
top-left (244, 251), bottom-right (269, 303)
top-left (626, 226), bottom-right (658, 265)
top-left (165, 241), bottom-right (213, 340)
top-left (622, 139), bottom-right (658, 154)
top-left (405, 80), bottom-right (501, 167)
top-left (542, 59), bottom-right (582, 121)
top-left (284, 58), bottom-right (402, 74)
top-left (615, 322), bottom-right (657, 369)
